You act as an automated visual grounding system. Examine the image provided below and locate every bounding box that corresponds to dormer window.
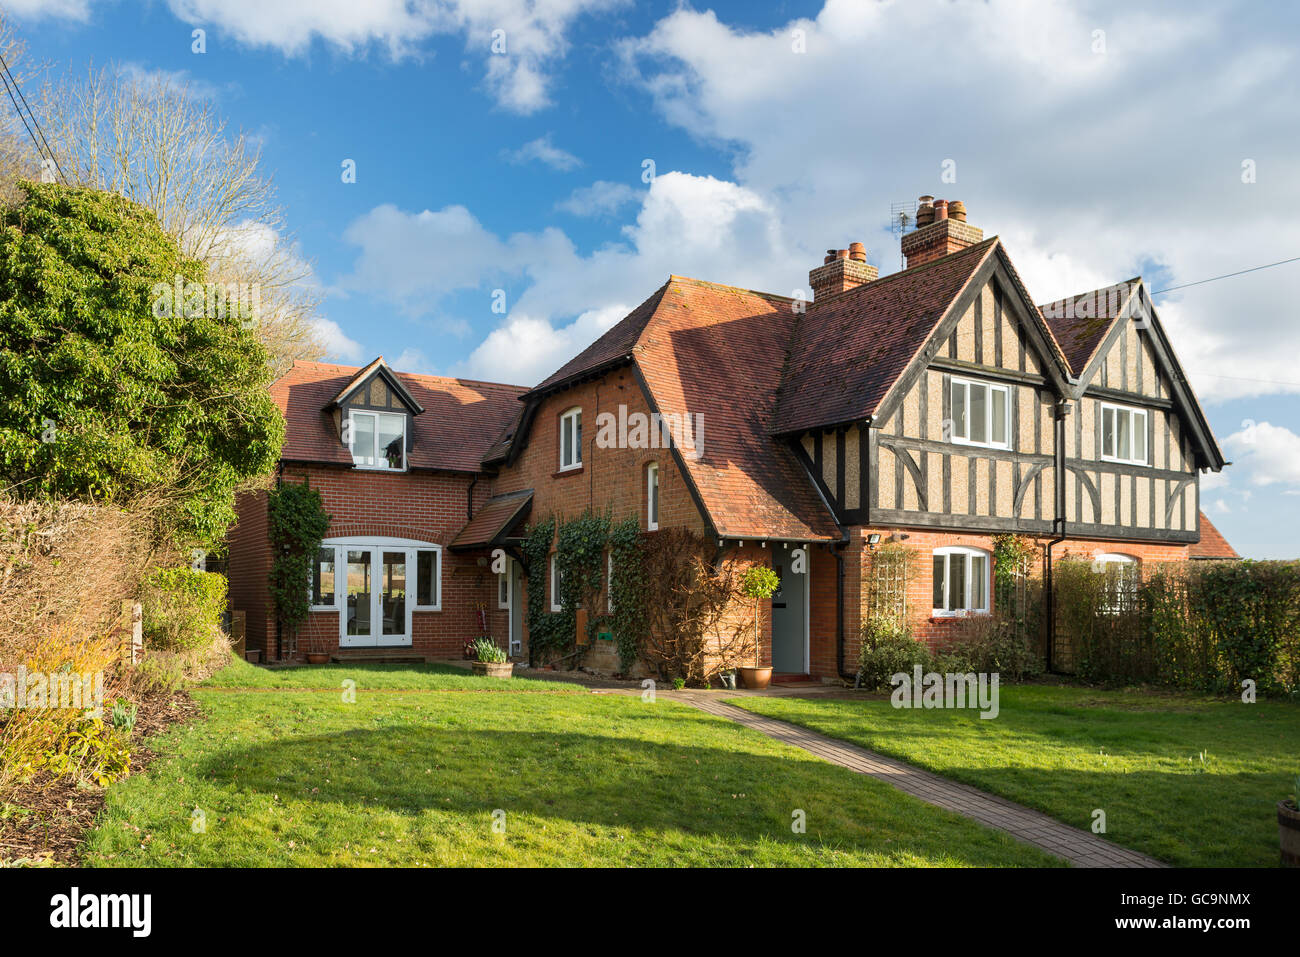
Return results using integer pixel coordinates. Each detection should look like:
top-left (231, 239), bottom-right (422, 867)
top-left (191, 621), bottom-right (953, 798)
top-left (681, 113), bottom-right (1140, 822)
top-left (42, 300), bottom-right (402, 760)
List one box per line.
top-left (349, 409), bottom-right (406, 471)
top-left (559, 407), bottom-right (582, 471)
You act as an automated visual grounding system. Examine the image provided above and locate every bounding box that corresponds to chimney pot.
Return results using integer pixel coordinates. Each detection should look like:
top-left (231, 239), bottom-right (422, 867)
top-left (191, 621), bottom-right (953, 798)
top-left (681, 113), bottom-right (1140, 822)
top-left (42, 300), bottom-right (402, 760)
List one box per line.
top-left (835, 248), bottom-right (849, 260)
top-left (933, 199), bottom-right (949, 220)
top-left (848, 241), bottom-right (866, 262)
top-left (949, 200), bottom-right (966, 222)
top-left (809, 243), bottom-right (879, 300)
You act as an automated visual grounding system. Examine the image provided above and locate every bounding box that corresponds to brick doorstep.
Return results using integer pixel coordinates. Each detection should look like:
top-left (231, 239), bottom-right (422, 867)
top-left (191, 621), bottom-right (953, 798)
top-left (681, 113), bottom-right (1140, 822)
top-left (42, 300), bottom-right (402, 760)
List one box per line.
top-left (670, 693), bottom-right (1166, 869)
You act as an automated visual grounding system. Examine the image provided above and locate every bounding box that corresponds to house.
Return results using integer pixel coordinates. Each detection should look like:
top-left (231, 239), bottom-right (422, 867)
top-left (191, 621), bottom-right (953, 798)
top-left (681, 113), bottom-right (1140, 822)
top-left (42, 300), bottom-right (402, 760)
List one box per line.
top-left (226, 359), bottom-right (528, 661)
top-left (228, 196), bottom-right (1233, 678)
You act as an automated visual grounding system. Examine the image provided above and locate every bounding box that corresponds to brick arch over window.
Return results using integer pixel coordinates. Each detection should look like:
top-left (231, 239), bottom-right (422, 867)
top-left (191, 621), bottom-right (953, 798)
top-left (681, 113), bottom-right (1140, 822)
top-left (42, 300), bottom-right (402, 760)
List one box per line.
top-left (326, 521), bottom-right (446, 543)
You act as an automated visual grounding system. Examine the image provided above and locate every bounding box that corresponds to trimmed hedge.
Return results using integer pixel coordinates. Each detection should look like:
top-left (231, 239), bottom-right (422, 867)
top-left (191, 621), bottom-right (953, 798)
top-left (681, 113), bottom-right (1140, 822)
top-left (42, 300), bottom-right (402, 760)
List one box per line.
top-left (1056, 559), bottom-right (1300, 694)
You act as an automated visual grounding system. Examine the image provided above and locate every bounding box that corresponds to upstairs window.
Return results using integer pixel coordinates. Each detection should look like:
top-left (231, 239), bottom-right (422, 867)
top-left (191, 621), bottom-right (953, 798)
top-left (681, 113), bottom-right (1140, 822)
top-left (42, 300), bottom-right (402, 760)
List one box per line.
top-left (559, 407), bottom-right (582, 471)
top-left (950, 377), bottom-right (1009, 449)
top-left (932, 546), bottom-right (990, 616)
top-left (348, 410), bottom-right (406, 470)
top-left (1101, 403), bottom-right (1148, 465)
top-left (646, 462), bottom-right (660, 530)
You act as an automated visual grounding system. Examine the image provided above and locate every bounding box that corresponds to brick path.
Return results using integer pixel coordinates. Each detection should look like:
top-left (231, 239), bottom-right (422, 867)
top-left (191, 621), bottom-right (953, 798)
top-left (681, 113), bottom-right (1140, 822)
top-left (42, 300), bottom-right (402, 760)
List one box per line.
top-left (670, 692), bottom-right (1166, 869)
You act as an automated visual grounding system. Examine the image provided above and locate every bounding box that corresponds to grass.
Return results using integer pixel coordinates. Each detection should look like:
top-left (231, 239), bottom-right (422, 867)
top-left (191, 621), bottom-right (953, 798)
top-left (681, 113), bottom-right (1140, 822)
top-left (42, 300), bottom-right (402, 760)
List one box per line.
top-left (200, 656), bottom-right (585, 692)
top-left (82, 657), bottom-right (1058, 867)
top-left (730, 684), bottom-right (1300, 867)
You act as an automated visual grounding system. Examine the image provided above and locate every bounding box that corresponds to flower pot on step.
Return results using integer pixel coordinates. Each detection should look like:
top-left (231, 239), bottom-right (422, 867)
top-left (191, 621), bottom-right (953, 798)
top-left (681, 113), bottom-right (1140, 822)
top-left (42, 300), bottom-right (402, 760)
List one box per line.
top-left (305, 653), bottom-right (330, 664)
top-left (739, 666), bottom-right (772, 690)
top-left (1279, 801), bottom-right (1300, 867)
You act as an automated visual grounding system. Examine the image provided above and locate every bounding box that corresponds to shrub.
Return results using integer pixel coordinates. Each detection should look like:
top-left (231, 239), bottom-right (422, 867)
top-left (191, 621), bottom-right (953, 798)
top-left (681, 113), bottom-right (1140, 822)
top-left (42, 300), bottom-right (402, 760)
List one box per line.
top-left (267, 479), bottom-right (330, 657)
top-left (936, 614), bottom-right (1042, 681)
top-left (140, 567), bottom-right (226, 652)
top-left (858, 617), bottom-right (931, 691)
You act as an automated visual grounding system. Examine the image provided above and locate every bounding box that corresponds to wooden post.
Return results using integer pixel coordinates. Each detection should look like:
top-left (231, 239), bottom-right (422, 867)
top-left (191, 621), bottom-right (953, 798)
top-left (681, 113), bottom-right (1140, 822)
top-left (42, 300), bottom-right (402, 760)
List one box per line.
top-left (231, 610), bottom-right (247, 659)
top-left (121, 600), bottom-right (142, 665)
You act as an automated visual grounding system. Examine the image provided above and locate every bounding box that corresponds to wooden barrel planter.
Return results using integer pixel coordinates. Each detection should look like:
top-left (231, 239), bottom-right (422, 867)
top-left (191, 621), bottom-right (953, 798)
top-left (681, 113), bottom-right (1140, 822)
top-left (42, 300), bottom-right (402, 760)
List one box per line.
top-left (472, 660), bottom-right (514, 679)
top-left (1279, 801), bottom-right (1300, 867)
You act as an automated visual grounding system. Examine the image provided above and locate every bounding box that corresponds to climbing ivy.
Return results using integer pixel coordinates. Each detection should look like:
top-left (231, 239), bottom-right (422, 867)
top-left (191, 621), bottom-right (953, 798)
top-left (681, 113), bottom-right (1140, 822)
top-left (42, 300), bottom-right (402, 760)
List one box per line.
top-left (556, 509), bottom-right (611, 649)
top-left (267, 478), bottom-right (331, 647)
top-left (521, 516), bottom-right (567, 662)
top-left (607, 516), bottom-right (648, 672)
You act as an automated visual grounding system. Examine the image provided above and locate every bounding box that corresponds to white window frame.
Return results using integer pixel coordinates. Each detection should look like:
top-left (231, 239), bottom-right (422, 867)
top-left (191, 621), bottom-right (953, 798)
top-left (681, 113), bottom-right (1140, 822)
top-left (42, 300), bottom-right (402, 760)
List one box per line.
top-left (1093, 552), bottom-right (1139, 614)
top-left (313, 536), bottom-right (441, 648)
top-left (607, 553), bottom-right (614, 614)
top-left (646, 462), bottom-right (660, 531)
top-left (931, 546), bottom-right (992, 617)
top-left (1100, 402), bottom-right (1148, 466)
top-left (949, 376), bottom-right (1011, 450)
top-left (497, 562), bottom-right (511, 610)
top-left (347, 409), bottom-right (408, 472)
top-left (550, 553), bottom-right (563, 612)
top-left (309, 545), bottom-right (338, 611)
top-left (559, 407), bottom-right (582, 472)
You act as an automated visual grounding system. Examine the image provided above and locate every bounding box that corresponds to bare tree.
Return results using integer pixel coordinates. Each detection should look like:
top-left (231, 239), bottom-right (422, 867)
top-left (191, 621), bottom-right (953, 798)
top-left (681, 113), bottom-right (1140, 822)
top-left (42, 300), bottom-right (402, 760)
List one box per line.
top-left (0, 15), bottom-right (45, 202)
top-left (37, 61), bottom-right (324, 373)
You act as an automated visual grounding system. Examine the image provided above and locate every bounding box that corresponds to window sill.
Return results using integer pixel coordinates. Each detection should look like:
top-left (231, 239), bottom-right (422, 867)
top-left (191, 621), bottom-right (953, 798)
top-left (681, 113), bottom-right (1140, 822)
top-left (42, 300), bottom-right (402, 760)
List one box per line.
top-left (929, 610), bottom-right (991, 622)
top-left (309, 605), bottom-right (339, 613)
top-left (553, 466), bottom-right (585, 478)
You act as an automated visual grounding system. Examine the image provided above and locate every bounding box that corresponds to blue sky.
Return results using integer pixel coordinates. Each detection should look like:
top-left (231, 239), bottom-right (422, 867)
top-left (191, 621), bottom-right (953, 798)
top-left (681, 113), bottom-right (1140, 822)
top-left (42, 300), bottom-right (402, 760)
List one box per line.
top-left (6, 0), bottom-right (1299, 557)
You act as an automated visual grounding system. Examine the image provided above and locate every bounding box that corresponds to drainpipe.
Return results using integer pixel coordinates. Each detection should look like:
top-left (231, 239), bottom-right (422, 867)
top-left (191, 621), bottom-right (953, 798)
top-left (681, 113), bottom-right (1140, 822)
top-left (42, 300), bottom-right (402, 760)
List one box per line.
top-left (274, 461), bottom-right (284, 662)
top-left (467, 474), bottom-right (478, 521)
top-left (834, 544), bottom-right (853, 683)
top-left (1045, 399), bottom-right (1071, 673)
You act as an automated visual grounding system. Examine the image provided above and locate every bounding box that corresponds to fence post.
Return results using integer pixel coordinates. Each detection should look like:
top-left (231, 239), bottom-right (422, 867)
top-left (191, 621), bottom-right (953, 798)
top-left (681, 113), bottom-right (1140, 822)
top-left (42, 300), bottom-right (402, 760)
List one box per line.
top-left (121, 600), bottom-right (142, 665)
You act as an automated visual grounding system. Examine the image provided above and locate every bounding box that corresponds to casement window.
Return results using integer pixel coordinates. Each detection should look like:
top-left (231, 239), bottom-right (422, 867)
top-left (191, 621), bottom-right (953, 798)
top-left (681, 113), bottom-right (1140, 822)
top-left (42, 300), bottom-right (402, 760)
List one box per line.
top-left (559, 407), bottom-right (582, 471)
top-left (1094, 553), bottom-right (1139, 614)
top-left (950, 377), bottom-right (1010, 449)
top-left (348, 409), bottom-right (406, 470)
top-left (497, 564), bottom-right (510, 610)
top-left (414, 548), bottom-right (441, 610)
top-left (550, 553), bottom-right (563, 611)
top-left (932, 546), bottom-right (991, 616)
top-left (310, 546), bottom-right (336, 609)
top-left (646, 462), bottom-right (660, 530)
top-left (1101, 403), bottom-right (1148, 465)
top-left (607, 553), bottom-right (615, 614)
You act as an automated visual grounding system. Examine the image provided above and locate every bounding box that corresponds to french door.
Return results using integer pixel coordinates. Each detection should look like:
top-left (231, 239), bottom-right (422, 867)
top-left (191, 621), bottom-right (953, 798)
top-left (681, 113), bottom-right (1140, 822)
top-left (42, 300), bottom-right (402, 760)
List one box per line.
top-left (342, 548), bottom-right (411, 647)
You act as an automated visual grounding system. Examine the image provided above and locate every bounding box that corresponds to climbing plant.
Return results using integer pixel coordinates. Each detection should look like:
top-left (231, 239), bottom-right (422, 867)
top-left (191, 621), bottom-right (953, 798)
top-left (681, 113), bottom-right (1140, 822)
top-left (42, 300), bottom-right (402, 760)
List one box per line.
top-left (521, 516), bottom-right (566, 663)
top-left (607, 516), bottom-right (648, 672)
top-left (267, 478), bottom-right (330, 655)
top-left (555, 509), bottom-right (611, 648)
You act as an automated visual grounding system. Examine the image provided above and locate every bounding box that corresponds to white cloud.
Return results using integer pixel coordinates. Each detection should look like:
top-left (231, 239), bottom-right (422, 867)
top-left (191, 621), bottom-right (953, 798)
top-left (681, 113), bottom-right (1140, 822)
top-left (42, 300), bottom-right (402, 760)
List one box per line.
top-left (0, 0), bottom-right (90, 19)
top-left (502, 134), bottom-right (583, 171)
top-left (1223, 421), bottom-right (1300, 488)
top-left (340, 170), bottom-right (793, 383)
top-left (556, 180), bottom-right (639, 217)
top-left (311, 317), bottom-right (365, 362)
top-left (158, 0), bottom-right (624, 112)
top-left (616, 0), bottom-right (1300, 402)
top-left (391, 346), bottom-right (437, 375)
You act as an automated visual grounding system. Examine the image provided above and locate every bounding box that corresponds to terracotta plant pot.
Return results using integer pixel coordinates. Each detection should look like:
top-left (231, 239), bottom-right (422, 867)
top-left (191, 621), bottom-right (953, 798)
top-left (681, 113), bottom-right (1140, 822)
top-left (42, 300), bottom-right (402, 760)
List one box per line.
top-left (1279, 801), bottom-right (1300, 867)
top-left (471, 660), bottom-right (514, 679)
top-left (305, 652), bottom-right (330, 665)
top-left (739, 666), bottom-right (772, 690)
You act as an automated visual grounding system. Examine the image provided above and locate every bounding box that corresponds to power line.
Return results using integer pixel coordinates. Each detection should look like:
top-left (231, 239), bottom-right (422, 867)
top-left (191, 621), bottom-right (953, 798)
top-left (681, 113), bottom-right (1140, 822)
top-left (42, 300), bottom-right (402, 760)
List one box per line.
top-left (1189, 370), bottom-right (1300, 389)
top-left (1151, 255), bottom-right (1300, 295)
top-left (0, 48), bottom-right (66, 185)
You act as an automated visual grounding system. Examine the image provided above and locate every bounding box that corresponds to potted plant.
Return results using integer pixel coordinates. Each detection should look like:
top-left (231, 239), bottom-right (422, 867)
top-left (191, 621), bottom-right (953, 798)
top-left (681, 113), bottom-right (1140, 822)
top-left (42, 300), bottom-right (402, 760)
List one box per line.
top-left (1280, 775), bottom-right (1300, 867)
top-left (738, 565), bottom-right (780, 690)
top-left (303, 630), bottom-right (331, 664)
top-left (470, 637), bottom-right (513, 678)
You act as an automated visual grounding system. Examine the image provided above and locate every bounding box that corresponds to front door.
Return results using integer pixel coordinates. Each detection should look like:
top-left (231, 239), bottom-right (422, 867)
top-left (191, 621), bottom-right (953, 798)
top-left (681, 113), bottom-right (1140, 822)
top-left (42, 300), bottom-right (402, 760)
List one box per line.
top-left (342, 548), bottom-right (411, 647)
top-left (770, 556), bottom-right (808, 673)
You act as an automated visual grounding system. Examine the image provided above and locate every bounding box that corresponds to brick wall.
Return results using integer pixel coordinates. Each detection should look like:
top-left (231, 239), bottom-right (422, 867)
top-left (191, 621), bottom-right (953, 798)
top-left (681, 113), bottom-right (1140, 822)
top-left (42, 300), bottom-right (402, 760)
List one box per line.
top-left (830, 526), bottom-right (1192, 673)
top-left (227, 488), bottom-right (273, 659)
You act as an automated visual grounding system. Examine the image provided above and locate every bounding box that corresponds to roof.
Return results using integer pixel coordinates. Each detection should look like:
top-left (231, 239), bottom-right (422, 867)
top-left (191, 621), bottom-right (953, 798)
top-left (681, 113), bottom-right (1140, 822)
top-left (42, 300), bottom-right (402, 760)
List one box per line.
top-left (1189, 511), bottom-right (1240, 559)
top-left (523, 275), bottom-right (842, 542)
top-left (272, 360), bottom-right (526, 473)
top-left (449, 489), bottom-right (533, 549)
top-left (1038, 279), bottom-right (1138, 375)
top-left (772, 238), bottom-right (1001, 434)
top-left (527, 284), bottom-right (668, 396)
top-left (327, 355), bottom-right (425, 414)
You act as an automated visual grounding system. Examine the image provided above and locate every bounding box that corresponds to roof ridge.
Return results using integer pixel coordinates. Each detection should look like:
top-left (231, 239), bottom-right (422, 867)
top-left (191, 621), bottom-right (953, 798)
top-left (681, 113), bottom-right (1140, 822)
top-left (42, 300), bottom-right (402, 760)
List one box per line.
top-left (807, 235), bottom-right (1000, 308)
top-left (667, 273), bottom-right (794, 303)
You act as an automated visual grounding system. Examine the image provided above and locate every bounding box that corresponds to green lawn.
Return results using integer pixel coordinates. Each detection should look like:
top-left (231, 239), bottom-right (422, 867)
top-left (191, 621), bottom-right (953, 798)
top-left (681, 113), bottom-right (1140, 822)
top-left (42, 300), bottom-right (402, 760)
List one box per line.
top-left (200, 656), bottom-right (586, 692)
top-left (82, 657), bottom-right (1058, 867)
top-left (731, 685), bottom-right (1299, 867)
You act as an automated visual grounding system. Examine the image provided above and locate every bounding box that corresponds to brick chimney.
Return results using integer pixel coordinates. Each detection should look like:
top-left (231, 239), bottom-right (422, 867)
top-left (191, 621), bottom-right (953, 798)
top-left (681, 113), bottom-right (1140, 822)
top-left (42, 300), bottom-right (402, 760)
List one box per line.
top-left (901, 196), bottom-right (983, 268)
top-left (809, 242), bottom-right (878, 300)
